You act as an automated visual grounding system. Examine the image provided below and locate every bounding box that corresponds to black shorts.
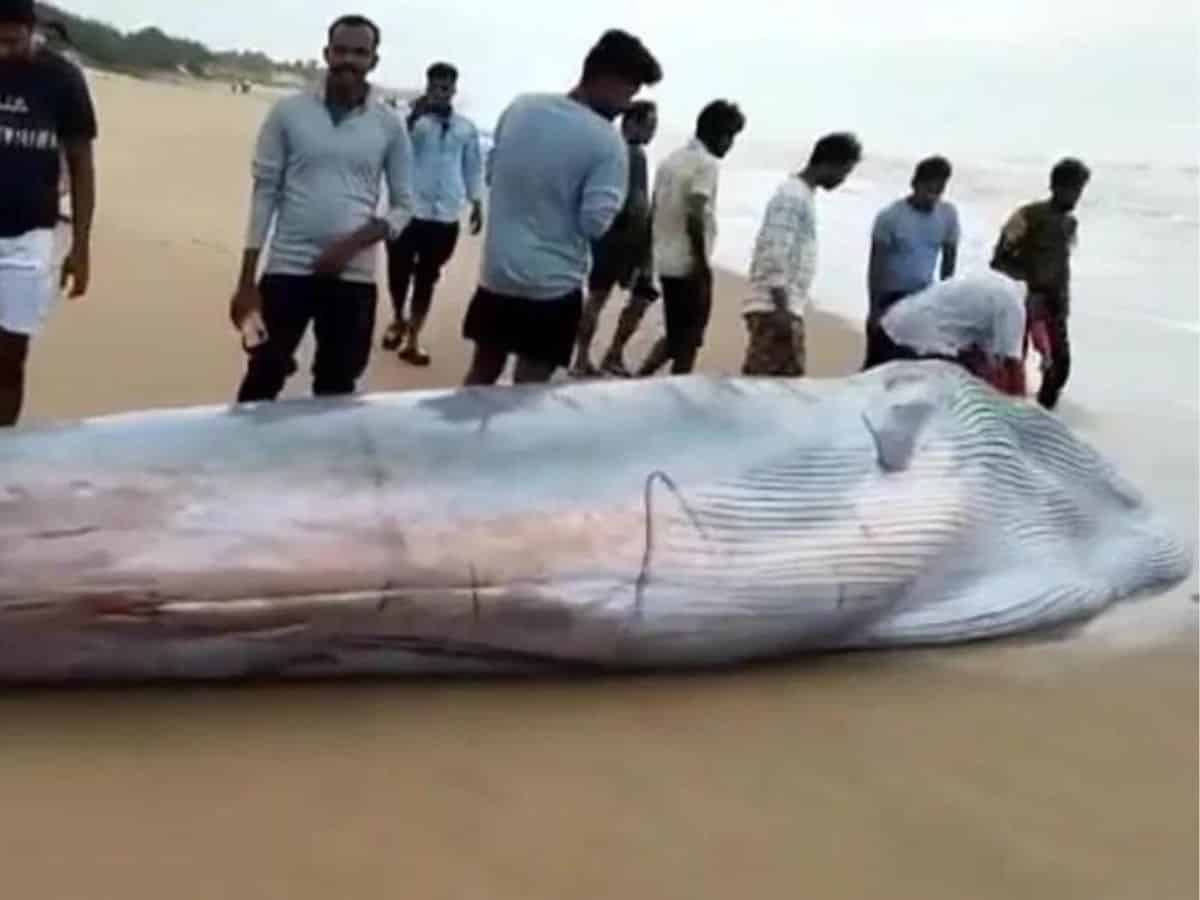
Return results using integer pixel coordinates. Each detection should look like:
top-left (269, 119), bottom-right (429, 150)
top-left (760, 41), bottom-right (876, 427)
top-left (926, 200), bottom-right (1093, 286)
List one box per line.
top-left (462, 286), bottom-right (584, 369)
top-left (587, 233), bottom-right (640, 294)
top-left (661, 274), bottom-right (712, 356)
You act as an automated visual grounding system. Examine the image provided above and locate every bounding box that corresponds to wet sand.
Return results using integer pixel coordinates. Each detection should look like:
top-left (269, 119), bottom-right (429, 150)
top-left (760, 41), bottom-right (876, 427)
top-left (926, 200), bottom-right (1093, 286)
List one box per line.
top-left (10, 72), bottom-right (1198, 899)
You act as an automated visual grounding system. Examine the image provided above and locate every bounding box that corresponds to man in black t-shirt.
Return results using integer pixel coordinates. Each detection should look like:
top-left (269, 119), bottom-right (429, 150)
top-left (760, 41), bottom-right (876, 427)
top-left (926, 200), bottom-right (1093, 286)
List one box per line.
top-left (0, 0), bottom-right (98, 426)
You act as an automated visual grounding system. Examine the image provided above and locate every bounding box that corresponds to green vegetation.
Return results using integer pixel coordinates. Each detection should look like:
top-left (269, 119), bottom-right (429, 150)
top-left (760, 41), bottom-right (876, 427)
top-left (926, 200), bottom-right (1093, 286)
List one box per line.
top-left (36, 3), bottom-right (318, 82)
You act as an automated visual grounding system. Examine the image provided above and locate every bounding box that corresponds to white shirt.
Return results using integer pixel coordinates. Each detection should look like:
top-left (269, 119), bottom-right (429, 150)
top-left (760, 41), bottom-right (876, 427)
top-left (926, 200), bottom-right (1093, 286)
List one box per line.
top-left (744, 175), bottom-right (818, 317)
top-left (652, 138), bottom-right (720, 278)
top-left (881, 271), bottom-right (1027, 361)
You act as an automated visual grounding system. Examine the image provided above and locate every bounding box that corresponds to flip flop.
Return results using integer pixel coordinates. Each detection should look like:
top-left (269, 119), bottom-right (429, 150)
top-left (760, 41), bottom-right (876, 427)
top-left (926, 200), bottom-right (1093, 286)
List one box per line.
top-left (600, 357), bottom-right (631, 378)
top-left (381, 321), bottom-right (407, 352)
top-left (400, 345), bottom-right (431, 367)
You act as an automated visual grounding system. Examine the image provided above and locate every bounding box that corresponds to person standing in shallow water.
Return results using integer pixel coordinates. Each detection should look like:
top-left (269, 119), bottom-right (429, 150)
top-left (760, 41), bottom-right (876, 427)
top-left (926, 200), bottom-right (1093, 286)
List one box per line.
top-left (229, 15), bottom-right (414, 403)
top-left (741, 132), bottom-right (861, 377)
top-left (991, 157), bottom-right (1091, 410)
top-left (635, 100), bottom-right (745, 378)
top-left (571, 100), bottom-right (659, 378)
top-left (460, 29), bottom-right (662, 386)
top-left (380, 61), bottom-right (484, 368)
top-left (862, 155), bottom-right (960, 369)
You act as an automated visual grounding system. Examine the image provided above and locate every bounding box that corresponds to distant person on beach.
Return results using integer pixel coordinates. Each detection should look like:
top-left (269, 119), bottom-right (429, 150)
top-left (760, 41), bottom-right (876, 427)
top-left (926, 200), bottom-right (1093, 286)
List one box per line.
top-left (570, 99), bottom-right (659, 378)
top-left (0, 0), bottom-right (97, 427)
top-left (461, 29), bottom-right (662, 386)
top-left (866, 271), bottom-right (1028, 396)
top-left (634, 99), bottom-right (745, 377)
top-left (862, 155), bottom-right (960, 369)
top-left (379, 61), bottom-right (483, 367)
top-left (990, 157), bottom-right (1091, 410)
top-left (741, 132), bottom-right (862, 377)
top-left (229, 15), bottom-right (414, 403)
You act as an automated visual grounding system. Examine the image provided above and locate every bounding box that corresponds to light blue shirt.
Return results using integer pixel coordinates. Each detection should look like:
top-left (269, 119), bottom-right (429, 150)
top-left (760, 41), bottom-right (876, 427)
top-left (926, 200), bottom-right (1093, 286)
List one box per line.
top-left (871, 198), bottom-right (960, 296)
top-left (480, 93), bottom-right (628, 300)
top-left (407, 110), bottom-right (483, 224)
top-left (245, 84), bottom-right (414, 284)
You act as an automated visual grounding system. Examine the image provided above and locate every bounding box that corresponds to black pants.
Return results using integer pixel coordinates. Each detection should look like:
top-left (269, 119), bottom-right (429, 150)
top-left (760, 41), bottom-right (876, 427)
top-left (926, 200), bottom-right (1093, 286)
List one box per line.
top-left (638, 274), bottom-right (712, 377)
top-left (862, 290), bottom-right (913, 370)
top-left (861, 324), bottom-right (970, 373)
top-left (386, 219), bottom-right (460, 327)
top-left (1035, 312), bottom-right (1071, 409)
top-left (237, 274), bottom-right (377, 403)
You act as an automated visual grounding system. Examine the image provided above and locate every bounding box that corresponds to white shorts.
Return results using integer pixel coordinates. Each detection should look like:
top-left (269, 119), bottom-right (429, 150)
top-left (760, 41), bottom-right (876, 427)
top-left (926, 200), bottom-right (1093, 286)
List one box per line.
top-left (0, 228), bottom-right (65, 337)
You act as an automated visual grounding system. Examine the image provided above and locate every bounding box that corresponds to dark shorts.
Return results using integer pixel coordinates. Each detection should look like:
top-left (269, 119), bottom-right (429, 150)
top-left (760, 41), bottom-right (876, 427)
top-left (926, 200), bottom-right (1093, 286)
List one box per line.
top-left (661, 274), bottom-right (712, 356)
top-left (587, 231), bottom-right (642, 295)
top-left (863, 289), bottom-right (917, 370)
top-left (462, 286), bottom-right (584, 369)
top-left (386, 218), bottom-right (461, 300)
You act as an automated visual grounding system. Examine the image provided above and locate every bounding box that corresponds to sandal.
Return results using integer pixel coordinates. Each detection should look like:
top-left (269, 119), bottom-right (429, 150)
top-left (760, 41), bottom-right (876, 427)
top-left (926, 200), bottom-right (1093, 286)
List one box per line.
top-left (399, 345), bottom-right (431, 367)
top-left (381, 321), bottom-right (407, 352)
top-left (600, 356), bottom-right (631, 378)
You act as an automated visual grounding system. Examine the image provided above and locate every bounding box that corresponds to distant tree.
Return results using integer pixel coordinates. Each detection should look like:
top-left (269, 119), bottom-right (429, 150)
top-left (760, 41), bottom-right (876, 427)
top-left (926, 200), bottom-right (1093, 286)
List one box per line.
top-left (32, 2), bottom-right (307, 81)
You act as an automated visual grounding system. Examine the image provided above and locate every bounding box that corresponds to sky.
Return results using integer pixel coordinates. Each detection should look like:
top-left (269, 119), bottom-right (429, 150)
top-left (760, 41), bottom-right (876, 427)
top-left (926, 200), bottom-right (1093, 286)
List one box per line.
top-left (54, 0), bottom-right (1200, 165)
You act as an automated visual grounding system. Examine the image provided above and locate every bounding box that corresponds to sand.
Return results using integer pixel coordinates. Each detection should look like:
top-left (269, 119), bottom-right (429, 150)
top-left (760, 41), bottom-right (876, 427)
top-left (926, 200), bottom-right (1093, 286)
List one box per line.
top-left (6, 72), bottom-right (1197, 899)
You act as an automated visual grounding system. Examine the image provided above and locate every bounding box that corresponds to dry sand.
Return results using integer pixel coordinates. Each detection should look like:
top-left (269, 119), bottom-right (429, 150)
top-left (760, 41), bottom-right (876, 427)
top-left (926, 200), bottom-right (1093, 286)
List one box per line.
top-left (6, 72), bottom-right (1197, 899)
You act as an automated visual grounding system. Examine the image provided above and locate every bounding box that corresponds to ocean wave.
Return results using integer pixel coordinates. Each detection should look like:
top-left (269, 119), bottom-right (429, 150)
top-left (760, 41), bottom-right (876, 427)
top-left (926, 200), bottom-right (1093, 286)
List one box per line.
top-left (1078, 309), bottom-right (1200, 336)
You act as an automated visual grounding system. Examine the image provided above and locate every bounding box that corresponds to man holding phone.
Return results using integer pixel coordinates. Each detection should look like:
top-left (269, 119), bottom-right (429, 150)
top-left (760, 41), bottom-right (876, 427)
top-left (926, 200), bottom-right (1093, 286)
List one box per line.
top-left (229, 14), bottom-right (413, 403)
top-left (379, 61), bottom-right (484, 367)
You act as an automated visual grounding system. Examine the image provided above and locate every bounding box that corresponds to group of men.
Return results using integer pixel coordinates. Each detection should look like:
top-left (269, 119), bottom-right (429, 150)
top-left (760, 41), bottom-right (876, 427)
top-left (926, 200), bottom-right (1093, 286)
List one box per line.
top-left (224, 16), bottom-right (1090, 410)
top-left (0, 2), bottom-right (1090, 430)
top-left (856, 154), bottom-right (1089, 408)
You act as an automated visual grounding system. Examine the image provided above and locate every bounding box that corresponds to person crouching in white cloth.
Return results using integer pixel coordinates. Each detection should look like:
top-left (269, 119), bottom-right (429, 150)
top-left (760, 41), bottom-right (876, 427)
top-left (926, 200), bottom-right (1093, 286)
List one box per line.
top-left (0, 0), bottom-right (98, 427)
top-left (866, 271), bottom-right (1028, 396)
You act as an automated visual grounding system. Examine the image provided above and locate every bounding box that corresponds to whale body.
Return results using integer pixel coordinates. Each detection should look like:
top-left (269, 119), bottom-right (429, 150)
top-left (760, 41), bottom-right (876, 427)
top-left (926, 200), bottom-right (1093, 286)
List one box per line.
top-left (0, 363), bottom-right (1190, 682)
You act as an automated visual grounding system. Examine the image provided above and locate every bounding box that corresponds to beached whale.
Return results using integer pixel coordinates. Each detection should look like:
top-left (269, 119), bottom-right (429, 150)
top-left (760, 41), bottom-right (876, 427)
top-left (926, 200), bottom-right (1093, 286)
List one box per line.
top-left (0, 363), bottom-right (1190, 682)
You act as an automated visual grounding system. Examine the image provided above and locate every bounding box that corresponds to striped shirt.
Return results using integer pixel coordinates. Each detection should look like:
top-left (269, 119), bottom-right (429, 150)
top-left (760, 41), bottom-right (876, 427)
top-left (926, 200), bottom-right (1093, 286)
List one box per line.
top-left (744, 175), bottom-right (818, 317)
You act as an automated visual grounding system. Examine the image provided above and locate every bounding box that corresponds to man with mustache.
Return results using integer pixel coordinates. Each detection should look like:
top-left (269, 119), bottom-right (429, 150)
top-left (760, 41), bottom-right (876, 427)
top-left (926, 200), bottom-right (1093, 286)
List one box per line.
top-left (0, 0), bottom-right (97, 427)
top-left (461, 28), bottom-right (662, 386)
top-left (380, 61), bottom-right (484, 367)
top-left (229, 14), bottom-right (414, 403)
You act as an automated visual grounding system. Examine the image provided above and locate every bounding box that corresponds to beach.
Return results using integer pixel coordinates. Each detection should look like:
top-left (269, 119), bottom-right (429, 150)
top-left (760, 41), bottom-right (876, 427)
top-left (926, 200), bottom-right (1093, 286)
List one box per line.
top-left (5, 71), bottom-right (1198, 899)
